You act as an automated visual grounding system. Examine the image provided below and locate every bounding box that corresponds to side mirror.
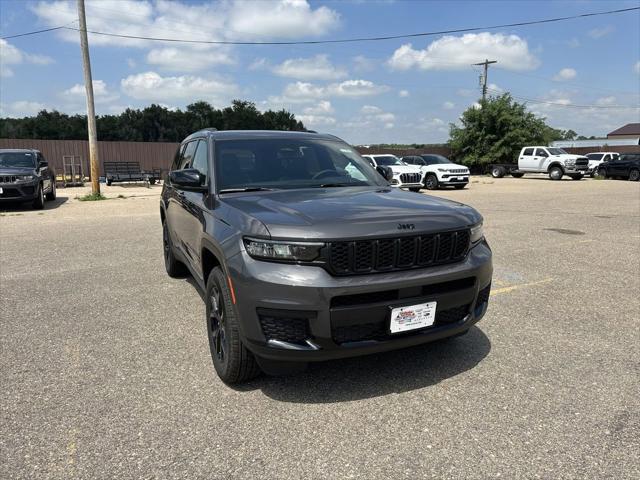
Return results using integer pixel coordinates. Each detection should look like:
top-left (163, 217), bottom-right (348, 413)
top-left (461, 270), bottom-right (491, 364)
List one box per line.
top-left (38, 160), bottom-right (48, 168)
top-left (169, 168), bottom-right (206, 191)
top-left (376, 165), bottom-right (394, 181)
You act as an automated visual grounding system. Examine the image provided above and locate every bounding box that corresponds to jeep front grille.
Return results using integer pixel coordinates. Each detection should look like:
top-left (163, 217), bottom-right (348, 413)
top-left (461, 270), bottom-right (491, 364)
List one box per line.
top-left (449, 168), bottom-right (468, 174)
top-left (0, 175), bottom-right (19, 184)
top-left (399, 173), bottom-right (421, 184)
top-left (328, 229), bottom-right (470, 275)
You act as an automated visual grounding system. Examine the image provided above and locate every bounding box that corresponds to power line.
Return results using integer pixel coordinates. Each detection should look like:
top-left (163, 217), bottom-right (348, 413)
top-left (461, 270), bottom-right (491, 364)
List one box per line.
top-left (2, 6), bottom-right (638, 44)
top-left (486, 88), bottom-right (640, 109)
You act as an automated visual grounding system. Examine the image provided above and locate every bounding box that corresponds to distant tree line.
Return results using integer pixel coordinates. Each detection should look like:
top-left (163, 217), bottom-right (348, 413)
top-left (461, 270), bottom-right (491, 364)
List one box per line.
top-left (0, 100), bottom-right (306, 142)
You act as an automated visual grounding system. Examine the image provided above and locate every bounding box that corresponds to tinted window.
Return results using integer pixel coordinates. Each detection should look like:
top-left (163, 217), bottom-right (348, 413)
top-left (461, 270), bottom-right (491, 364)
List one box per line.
top-left (215, 138), bottom-right (386, 191)
top-left (523, 148), bottom-right (534, 156)
top-left (587, 154), bottom-right (604, 160)
top-left (171, 145), bottom-right (185, 171)
top-left (535, 148), bottom-right (547, 157)
top-left (191, 140), bottom-right (208, 179)
top-left (420, 155), bottom-right (451, 165)
top-left (0, 151), bottom-right (36, 168)
top-left (373, 155), bottom-right (402, 166)
top-left (547, 148), bottom-right (567, 155)
top-left (180, 141), bottom-right (198, 170)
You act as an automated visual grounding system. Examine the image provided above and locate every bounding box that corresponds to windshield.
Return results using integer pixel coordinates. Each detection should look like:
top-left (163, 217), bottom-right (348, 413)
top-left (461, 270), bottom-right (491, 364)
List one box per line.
top-left (372, 155), bottom-right (402, 166)
top-left (587, 154), bottom-right (604, 160)
top-left (421, 155), bottom-right (451, 165)
top-left (215, 138), bottom-right (387, 191)
top-left (0, 152), bottom-right (36, 168)
top-left (547, 148), bottom-right (568, 155)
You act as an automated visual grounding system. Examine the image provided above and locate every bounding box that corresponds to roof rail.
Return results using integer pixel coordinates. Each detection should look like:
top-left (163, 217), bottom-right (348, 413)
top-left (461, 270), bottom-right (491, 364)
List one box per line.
top-left (198, 127), bottom-right (218, 132)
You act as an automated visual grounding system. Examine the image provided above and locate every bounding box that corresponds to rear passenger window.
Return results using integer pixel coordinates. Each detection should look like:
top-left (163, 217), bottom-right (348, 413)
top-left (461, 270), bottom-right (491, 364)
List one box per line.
top-left (523, 148), bottom-right (534, 156)
top-left (191, 140), bottom-right (209, 180)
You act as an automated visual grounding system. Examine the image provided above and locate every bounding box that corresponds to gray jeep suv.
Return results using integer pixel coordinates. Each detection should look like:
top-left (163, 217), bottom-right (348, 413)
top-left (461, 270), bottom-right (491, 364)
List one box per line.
top-left (161, 130), bottom-right (493, 384)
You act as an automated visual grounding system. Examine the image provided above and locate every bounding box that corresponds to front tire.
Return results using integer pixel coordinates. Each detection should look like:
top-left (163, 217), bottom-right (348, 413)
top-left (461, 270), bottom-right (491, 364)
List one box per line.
top-left (206, 267), bottom-right (261, 384)
top-left (629, 169), bottom-right (640, 181)
top-left (549, 166), bottom-right (563, 180)
top-left (46, 180), bottom-right (56, 200)
top-left (569, 173), bottom-right (583, 181)
top-left (162, 220), bottom-right (188, 278)
top-left (32, 183), bottom-right (45, 210)
top-left (596, 168), bottom-right (607, 179)
top-left (424, 174), bottom-right (439, 190)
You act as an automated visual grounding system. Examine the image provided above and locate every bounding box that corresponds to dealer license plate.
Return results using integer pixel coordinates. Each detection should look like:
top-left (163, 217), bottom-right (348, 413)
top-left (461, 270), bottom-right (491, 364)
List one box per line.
top-left (0, 187), bottom-right (3, 194)
top-left (389, 301), bottom-right (437, 334)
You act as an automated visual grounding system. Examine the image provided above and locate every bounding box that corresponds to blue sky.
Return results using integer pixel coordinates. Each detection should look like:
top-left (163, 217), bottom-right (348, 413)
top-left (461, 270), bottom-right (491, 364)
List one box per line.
top-left (1, 0), bottom-right (639, 144)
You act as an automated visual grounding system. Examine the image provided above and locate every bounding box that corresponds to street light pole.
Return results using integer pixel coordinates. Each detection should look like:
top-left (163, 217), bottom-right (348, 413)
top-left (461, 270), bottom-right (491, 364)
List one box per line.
top-left (77, 0), bottom-right (100, 194)
top-left (474, 59), bottom-right (497, 102)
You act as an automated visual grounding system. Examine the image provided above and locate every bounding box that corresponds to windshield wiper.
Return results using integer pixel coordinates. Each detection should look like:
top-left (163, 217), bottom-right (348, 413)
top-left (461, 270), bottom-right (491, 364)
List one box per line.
top-left (218, 187), bottom-right (278, 194)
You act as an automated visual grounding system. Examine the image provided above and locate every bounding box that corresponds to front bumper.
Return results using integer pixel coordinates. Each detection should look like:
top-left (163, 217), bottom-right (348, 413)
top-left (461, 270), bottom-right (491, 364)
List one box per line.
top-left (564, 165), bottom-right (588, 173)
top-left (437, 175), bottom-right (469, 185)
top-left (228, 240), bottom-right (493, 362)
top-left (0, 181), bottom-right (38, 201)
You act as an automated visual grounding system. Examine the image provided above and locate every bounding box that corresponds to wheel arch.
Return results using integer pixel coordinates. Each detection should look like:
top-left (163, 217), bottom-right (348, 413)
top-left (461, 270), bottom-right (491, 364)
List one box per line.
top-left (201, 237), bottom-right (227, 286)
top-left (547, 162), bottom-right (564, 173)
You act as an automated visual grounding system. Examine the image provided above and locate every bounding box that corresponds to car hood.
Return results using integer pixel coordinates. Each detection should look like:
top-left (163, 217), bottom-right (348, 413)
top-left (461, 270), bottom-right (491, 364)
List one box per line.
top-left (0, 167), bottom-right (36, 175)
top-left (423, 162), bottom-right (468, 171)
top-left (222, 187), bottom-right (481, 239)
top-left (388, 164), bottom-right (422, 174)
top-left (551, 154), bottom-right (587, 161)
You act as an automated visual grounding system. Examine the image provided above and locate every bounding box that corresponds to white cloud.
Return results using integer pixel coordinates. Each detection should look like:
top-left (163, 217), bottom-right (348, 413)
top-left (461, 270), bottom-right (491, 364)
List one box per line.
top-left (353, 55), bottom-right (375, 72)
top-left (120, 71), bottom-right (238, 104)
top-left (596, 96), bottom-right (617, 106)
top-left (146, 46), bottom-right (234, 72)
top-left (297, 114), bottom-right (336, 127)
top-left (279, 79), bottom-right (389, 102)
top-left (361, 105), bottom-right (382, 115)
top-left (342, 105), bottom-right (396, 131)
top-left (61, 80), bottom-right (120, 105)
top-left (634, 61), bottom-right (640, 75)
top-left (272, 55), bottom-right (346, 81)
top-left (127, 58), bottom-right (137, 68)
top-left (487, 83), bottom-right (503, 94)
top-left (303, 100), bottom-right (334, 115)
top-left (588, 26), bottom-right (614, 39)
top-left (567, 38), bottom-right (580, 48)
top-left (399, 90), bottom-right (410, 98)
top-left (553, 68), bottom-right (577, 81)
top-left (443, 101), bottom-right (455, 109)
top-left (249, 58), bottom-right (268, 71)
top-left (0, 101), bottom-right (48, 118)
top-left (0, 39), bottom-right (53, 78)
top-left (388, 33), bottom-right (540, 71)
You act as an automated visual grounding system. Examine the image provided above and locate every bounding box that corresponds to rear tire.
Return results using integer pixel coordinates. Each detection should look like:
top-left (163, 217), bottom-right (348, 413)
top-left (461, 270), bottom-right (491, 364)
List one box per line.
top-left (424, 174), bottom-right (439, 190)
top-left (629, 169), bottom-right (640, 181)
top-left (45, 180), bottom-right (56, 201)
top-left (510, 172), bottom-right (524, 178)
top-left (162, 220), bottom-right (188, 278)
top-left (32, 184), bottom-right (45, 210)
top-left (206, 267), bottom-right (261, 384)
top-left (106, 178), bottom-right (112, 186)
top-left (491, 166), bottom-right (505, 178)
top-left (596, 168), bottom-right (607, 179)
top-left (549, 166), bottom-right (563, 180)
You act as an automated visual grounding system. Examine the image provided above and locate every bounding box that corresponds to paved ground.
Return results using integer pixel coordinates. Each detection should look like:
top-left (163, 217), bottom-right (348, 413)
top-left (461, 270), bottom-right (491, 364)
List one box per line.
top-left (1, 177), bottom-right (639, 479)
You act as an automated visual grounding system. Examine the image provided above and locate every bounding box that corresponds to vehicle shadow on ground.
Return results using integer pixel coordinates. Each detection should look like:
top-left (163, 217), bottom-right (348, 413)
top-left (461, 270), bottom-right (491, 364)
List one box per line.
top-left (0, 196), bottom-right (69, 212)
top-left (238, 326), bottom-right (491, 403)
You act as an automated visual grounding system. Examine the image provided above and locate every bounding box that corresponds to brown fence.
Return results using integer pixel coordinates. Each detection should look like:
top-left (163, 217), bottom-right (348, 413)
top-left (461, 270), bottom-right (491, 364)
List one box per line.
top-left (0, 138), bottom-right (179, 177)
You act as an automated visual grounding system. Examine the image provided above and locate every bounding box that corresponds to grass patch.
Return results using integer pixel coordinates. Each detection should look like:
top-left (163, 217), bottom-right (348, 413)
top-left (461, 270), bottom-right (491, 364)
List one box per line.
top-left (77, 192), bottom-right (108, 202)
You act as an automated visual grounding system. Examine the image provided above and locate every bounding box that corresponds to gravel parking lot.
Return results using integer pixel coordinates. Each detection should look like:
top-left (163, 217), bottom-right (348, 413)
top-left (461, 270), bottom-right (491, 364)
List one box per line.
top-left (1, 177), bottom-right (639, 479)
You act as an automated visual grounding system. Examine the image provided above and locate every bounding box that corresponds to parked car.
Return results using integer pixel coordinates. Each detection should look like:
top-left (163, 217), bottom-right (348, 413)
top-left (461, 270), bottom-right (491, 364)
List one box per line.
top-left (0, 149), bottom-right (56, 209)
top-left (361, 154), bottom-right (423, 192)
top-left (160, 130), bottom-right (493, 384)
top-left (402, 154), bottom-right (470, 190)
top-left (585, 152), bottom-right (619, 177)
top-left (596, 153), bottom-right (640, 181)
top-left (489, 147), bottom-right (589, 180)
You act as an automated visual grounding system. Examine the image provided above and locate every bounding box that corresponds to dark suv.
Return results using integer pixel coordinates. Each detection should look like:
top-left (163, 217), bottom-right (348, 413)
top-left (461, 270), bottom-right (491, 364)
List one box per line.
top-left (597, 153), bottom-right (640, 181)
top-left (0, 149), bottom-right (56, 209)
top-left (161, 130), bottom-right (493, 383)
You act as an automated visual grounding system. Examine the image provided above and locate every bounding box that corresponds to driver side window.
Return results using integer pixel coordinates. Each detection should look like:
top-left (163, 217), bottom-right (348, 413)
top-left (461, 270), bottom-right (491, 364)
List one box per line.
top-left (536, 148), bottom-right (548, 157)
top-left (180, 141), bottom-right (198, 170)
top-left (191, 140), bottom-right (209, 181)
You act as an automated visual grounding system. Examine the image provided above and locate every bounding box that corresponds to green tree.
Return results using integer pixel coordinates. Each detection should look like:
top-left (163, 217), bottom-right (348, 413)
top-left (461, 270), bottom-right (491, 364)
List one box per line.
top-left (449, 93), bottom-right (566, 166)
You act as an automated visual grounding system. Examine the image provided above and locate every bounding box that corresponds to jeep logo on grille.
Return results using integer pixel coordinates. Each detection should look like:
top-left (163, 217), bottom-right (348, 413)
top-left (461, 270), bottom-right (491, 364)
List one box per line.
top-left (398, 223), bottom-right (415, 230)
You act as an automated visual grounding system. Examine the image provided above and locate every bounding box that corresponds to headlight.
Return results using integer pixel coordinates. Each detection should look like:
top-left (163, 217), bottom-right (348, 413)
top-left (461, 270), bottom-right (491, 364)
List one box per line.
top-left (17, 175), bottom-right (35, 182)
top-left (470, 222), bottom-right (484, 244)
top-left (564, 159), bottom-right (575, 166)
top-left (437, 168), bottom-right (448, 172)
top-left (243, 238), bottom-right (324, 262)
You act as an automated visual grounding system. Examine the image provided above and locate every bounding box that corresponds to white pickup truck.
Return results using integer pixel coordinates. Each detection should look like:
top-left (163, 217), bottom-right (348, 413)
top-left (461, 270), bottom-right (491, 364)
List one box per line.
top-left (490, 146), bottom-right (589, 180)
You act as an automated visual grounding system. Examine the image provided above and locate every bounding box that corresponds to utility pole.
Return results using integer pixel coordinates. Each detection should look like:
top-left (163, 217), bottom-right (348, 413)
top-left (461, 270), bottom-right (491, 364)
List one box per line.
top-left (474, 59), bottom-right (497, 102)
top-left (77, 0), bottom-right (100, 194)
